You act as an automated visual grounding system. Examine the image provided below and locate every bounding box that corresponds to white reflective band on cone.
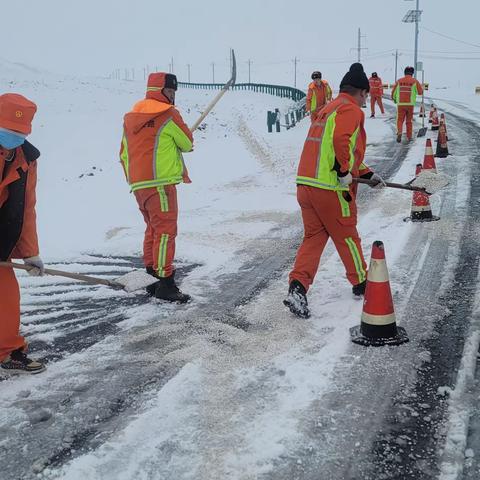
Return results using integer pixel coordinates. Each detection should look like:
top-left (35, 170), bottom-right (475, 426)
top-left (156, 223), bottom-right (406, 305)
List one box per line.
top-left (366, 259), bottom-right (390, 283)
top-left (411, 205), bottom-right (432, 212)
top-left (426, 147), bottom-right (434, 155)
top-left (361, 312), bottom-right (397, 326)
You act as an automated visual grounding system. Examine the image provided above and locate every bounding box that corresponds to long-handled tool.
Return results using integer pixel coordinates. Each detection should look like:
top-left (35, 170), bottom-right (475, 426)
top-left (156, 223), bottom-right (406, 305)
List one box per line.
top-left (417, 69), bottom-right (428, 137)
top-left (0, 262), bottom-right (156, 293)
top-left (354, 170), bottom-right (450, 195)
top-left (190, 49), bottom-right (236, 132)
top-left (355, 178), bottom-right (427, 192)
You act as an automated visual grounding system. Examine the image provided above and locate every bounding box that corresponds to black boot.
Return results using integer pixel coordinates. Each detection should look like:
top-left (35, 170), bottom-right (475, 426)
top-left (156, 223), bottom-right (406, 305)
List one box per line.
top-left (352, 280), bottom-right (367, 298)
top-left (146, 266), bottom-right (160, 279)
top-left (147, 273), bottom-right (191, 303)
top-left (396, 133), bottom-right (402, 143)
top-left (283, 280), bottom-right (310, 319)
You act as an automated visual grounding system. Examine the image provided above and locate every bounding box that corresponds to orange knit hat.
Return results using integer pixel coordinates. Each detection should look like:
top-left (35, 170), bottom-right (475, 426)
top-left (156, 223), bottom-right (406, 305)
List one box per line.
top-left (0, 93), bottom-right (37, 135)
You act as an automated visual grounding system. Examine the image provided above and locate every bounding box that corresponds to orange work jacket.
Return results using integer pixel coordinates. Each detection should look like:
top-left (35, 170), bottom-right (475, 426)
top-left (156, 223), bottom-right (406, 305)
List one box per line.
top-left (296, 93), bottom-right (370, 196)
top-left (391, 75), bottom-right (424, 106)
top-left (120, 99), bottom-right (193, 191)
top-left (369, 77), bottom-right (384, 97)
top-left (0, 141), bottom-right (40, 261)
top-left (306, 80), bottom-right (332, 114)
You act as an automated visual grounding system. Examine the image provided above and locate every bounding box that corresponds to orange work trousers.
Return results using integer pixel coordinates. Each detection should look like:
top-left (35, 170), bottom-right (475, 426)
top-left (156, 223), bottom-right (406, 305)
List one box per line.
top-left (0, 265), bottom-right (27, 362)
top-left (134, 185), bottom-right (178, 278)
top-left (289, 186), bottom-right (367, 291)
top-left (397, 105), bottom-right (414, 139)
top-left (310, 106), bottom-right (325, 123)
top-left (370, 95), bottom-right (384, 115)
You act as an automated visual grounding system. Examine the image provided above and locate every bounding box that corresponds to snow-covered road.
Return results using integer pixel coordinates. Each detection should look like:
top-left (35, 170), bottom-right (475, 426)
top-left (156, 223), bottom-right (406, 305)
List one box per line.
top-left (2, 61), bottom-right (480, 480)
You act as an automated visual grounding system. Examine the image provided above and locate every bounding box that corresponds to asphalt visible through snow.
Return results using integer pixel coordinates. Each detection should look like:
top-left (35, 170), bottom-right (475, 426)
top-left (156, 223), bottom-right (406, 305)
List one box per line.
top-left (3, 105), bottom-right (478, 480)
top-left (0, 108), bottom-right (410, 480)
top-left (260, 108), bottom-right (480, 480)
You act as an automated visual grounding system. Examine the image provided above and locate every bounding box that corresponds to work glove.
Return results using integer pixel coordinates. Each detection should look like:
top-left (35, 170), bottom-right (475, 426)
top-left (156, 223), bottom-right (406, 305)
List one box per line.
top-left (338, 171), bottom-right (353, 186)
top-left (369, 173), bottom-right (387, 189)
top-left (24, 256), bottom-right (45, 276)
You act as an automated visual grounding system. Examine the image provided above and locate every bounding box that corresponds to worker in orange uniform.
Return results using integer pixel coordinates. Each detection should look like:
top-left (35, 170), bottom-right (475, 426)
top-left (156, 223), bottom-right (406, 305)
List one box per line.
top-left (368, 72), bottom-right (385, 118)
top-left (306, 71), bottom-right (332, 123)
top-left (392, 66), bottom-right (423, 142)
top-left (284, 64), bottom-right (385, 319)
top-left (0, 93), bottom-right (46, 374)
top-left (120, 73), bottom-right (193, 303)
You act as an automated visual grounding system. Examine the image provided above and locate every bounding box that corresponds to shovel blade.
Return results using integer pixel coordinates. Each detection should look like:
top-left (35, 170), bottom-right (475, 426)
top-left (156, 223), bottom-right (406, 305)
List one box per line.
top-left (411, 171), bottom-right (450, 195)
top-left (417, 127), bottom-right (428, 137)
top-left (114, 270), bottom-right (157, 293)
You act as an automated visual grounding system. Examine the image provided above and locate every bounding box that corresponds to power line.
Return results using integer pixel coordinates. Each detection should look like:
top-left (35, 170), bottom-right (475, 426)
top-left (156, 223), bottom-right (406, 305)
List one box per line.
top-left (421, 26), bottom-right (480, 49)
top-left (402, 48), bottom-right (480, 54)
top-left (420, 55), bottom-right (480, 60)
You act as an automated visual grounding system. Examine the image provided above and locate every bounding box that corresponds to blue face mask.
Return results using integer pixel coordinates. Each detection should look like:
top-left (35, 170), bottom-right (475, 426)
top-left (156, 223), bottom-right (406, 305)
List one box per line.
top-left (0, 130), bottom-right (26, 149)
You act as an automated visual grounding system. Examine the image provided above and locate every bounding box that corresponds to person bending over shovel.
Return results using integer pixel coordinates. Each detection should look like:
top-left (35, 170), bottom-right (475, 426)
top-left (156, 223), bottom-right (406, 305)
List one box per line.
top-left (0, 93), bottom-right (45, 374)
top-left (284, 63), bottom-right (386, 319)
top-left (120, 73), bottom-right (193, 303)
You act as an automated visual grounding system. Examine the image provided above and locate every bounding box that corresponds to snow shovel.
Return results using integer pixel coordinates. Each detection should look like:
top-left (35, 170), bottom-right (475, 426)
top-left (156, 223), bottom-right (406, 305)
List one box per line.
top-left (0, 261), bottom-right (156, 293)
top-left (190, 49), bottom-right (236, 132)
top-left (417, 70), bottom-right (428, 137)
top-left (354, 171), bottom-right (450, 195)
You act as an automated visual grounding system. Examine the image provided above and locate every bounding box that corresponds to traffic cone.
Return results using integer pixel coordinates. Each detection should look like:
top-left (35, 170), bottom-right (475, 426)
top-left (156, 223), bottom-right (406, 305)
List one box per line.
top-left (422, 139), bottom-right (437, 173)
top-left (419, 103), bottom-right (425, 118)
top-left (435, 119), bottom-right (449, 158)
top-left (350, 241), bottom-right (409, 347)
top-left (428, 104), bottom-right (435, 124)
top-left (431, 109), bottom-right (439, 131)
top-left (440, 113), bottom-right (449, 141)
top-left (405, 164), bottom-right (440, 222)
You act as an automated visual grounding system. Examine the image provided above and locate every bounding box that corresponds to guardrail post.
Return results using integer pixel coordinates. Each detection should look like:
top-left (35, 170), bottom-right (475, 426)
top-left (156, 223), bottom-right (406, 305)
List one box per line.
top-left (275, 108), bottom-right (281, 132)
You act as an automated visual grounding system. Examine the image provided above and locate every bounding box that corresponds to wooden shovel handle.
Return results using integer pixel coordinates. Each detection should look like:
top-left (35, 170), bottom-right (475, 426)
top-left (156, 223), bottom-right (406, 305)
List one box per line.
top-left (0, 261), bottom-right (123, 289)
top-left (354, 177), bottom-right (428, 193)
top-left (190, 80), bottom-right (234, 132)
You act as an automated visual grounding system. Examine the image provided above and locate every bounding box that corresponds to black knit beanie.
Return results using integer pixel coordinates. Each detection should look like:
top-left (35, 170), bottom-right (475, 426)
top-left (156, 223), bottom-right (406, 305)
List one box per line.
top-left (340, 63), bottom-right (370, 91)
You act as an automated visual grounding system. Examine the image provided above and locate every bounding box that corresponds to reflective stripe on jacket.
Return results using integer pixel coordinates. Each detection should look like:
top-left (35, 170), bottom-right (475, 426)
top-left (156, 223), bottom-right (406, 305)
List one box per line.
top-left (391, 75), bottom-right (424, 106)
top-left (369, 77), bottom-right (384, 97)
top-left (306, 81), bottom-right (332, 113)
top-left (120, 99), bottom-right (193, 192)
top-left (296, 93), bottom-right (370, 192)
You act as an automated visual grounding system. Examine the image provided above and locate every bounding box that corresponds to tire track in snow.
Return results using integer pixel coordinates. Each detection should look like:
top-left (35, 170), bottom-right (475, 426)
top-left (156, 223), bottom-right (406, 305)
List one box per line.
top-left (0, 106), bottom-right (411, 479)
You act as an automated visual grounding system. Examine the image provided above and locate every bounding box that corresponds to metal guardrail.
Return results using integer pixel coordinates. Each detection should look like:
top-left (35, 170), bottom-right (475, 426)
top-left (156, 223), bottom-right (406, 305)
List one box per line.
top-left (179, 81), bottom-right (307, 132)
top-left (178, 81), bottom-right (306, 102)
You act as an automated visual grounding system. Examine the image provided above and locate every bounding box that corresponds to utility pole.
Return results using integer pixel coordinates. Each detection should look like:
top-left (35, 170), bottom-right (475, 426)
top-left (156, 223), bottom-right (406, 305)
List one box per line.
top-left (402, 0), bottom-right (422, 78)
top-left (350, 28), bottom-right (368, 63)
top-left (414, 0), bottom-right (420, 78)
top-left (246, 59), bottom-right (253, 83)
top-left (292, 57), bottom-right (298, 88)
top-left (187, 63), bottom-right (191, 83)
top-left (357, 28), bottom-right (361, 61)
top-left (211, 62), bottom-right (215, 83)
top-left (392, 49), bottom-right (403, 80)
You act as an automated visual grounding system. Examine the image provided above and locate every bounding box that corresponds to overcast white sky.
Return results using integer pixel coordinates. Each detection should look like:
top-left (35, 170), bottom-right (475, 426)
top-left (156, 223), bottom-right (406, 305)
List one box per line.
top-left (2, 0), bottom-right (479, 89)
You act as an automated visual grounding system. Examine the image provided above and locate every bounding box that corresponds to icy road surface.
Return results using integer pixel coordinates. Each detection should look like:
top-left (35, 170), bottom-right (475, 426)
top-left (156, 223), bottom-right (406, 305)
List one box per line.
top-left (1, 62), bottom-right (479, 480)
